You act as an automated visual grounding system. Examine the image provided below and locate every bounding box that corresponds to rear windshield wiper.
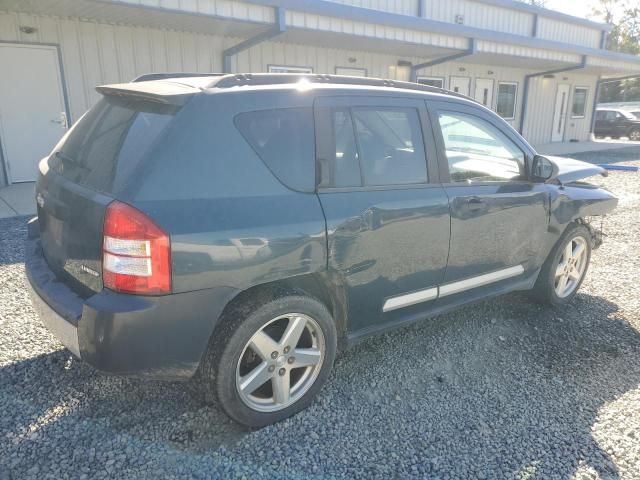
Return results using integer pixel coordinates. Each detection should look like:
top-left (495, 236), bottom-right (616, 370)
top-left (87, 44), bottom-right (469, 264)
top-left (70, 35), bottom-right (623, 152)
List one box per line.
top-left (54, 151), bottom-right (89, 171)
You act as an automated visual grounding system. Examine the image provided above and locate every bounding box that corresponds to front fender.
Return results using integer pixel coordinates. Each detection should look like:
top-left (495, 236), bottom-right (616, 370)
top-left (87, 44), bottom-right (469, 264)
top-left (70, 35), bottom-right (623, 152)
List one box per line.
top-left (549, 183), bottom-right (618, 229)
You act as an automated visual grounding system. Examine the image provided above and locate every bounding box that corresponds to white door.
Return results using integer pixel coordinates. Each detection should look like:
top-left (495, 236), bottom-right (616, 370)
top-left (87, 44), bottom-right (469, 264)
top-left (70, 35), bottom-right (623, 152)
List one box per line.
top-left (551, 84), bottom-right (570, 143)
top-left (0, 44), bottom-right (68, 183)
top-left (450, 76), bottom-right (471, 96)
top-left (474, 78), bottom-right (494, 109)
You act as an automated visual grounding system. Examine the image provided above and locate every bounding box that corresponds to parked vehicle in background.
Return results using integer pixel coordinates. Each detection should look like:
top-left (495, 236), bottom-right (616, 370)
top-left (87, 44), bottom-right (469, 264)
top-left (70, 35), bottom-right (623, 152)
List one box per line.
top-left (594, 108), bottom-right (640, 141)
top-left (26, 74), bottom-right (617, 427)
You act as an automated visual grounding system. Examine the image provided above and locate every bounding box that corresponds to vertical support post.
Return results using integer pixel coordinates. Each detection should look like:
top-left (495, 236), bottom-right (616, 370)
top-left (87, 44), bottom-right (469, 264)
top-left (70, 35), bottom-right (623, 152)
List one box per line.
top-left (532, 14), bottom-right (538, 37)
top-left (590, 78), bottom-right (602, 136)
top-left (222, 7), bottom-right (286, 73)
top-left (417, 0), bottom-right (426, 18)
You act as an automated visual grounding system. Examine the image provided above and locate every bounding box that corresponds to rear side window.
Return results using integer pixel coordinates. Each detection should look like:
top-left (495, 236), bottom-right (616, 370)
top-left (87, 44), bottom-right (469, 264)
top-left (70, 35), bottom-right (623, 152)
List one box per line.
top-left (53, 97), bottom-right (177, 193)
top-left (235, 108), bottom-right (315, 192)
top-left (319, 106), bottom-right (427, 188)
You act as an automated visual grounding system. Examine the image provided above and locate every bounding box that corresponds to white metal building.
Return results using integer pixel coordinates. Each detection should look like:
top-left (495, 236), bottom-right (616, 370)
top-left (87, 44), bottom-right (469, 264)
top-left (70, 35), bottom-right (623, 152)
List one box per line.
top-left (1, 0), bottom-right (640, 186)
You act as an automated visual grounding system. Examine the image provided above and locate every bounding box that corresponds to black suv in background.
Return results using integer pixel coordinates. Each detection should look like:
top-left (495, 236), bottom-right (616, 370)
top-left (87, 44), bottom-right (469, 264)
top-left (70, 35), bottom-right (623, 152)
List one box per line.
top-left (26, 74), bottom-right (617, 427)
top-left (594, 108), bottom-right (640, 141)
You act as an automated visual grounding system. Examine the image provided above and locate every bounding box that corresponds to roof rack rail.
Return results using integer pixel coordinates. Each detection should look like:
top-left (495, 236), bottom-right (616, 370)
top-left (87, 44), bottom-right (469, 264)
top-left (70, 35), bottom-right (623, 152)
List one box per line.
top-left (210, 73), bottom-right (470, 100)
top-left (132, 73), bottom-right (225, 83)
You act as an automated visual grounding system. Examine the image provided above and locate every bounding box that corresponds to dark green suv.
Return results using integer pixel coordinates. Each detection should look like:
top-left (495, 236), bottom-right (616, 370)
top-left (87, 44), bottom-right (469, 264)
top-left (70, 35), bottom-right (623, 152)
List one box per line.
top-left (26, 74), bottom-right (617, 427)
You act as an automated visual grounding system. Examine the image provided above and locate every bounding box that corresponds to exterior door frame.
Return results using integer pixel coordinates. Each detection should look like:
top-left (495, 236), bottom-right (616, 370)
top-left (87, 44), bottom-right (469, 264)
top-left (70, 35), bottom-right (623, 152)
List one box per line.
top-left (0, 41), bottom-right (71, 185)
top-left (450, 76), bottom-right (471, 96)
top-left (551, 83), bottom-right (571, 143)
top-left (474, 78), bottom-right (495, 109)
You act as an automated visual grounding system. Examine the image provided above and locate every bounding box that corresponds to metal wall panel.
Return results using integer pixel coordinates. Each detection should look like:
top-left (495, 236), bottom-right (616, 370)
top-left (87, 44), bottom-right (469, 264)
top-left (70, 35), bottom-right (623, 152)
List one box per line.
top-left (0, 8), bottom-right (599, 170)
top-left (0, 11), bottom-right (237, 122)
top-left (522, 73), bottom-right (597, 145)
top-left (537, 17), bottom-right (601, 49)
top-left (422, 0), bottom-right (533, 36)
top-left (327, 0), bottom-right (418, 16)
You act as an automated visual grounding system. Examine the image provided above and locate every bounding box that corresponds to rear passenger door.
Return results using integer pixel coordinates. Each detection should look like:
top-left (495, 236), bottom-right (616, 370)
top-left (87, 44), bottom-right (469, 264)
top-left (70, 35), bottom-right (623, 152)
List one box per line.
top-left (428, 100), bottom-right (549, 294)
top-left (315, 96), bottom-right (450, 336)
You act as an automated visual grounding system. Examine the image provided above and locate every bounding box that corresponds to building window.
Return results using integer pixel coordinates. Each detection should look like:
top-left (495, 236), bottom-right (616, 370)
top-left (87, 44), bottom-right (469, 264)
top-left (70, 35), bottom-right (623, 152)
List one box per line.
top-left (417, 77), bottom-right (445, 88)
top-left (268, 65), bottom-right (313, 74)
top-left (571, 87), bottom-right (589, 118)
top-left (335, 67), bottom-right (367, 77)
top-left (496, 82), bottom-right (518, 120)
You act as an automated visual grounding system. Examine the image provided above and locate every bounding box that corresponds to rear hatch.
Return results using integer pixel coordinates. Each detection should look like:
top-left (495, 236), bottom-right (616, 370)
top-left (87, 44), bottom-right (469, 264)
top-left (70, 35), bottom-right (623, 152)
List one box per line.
top-left (36, 79), bottom-right (197, 297)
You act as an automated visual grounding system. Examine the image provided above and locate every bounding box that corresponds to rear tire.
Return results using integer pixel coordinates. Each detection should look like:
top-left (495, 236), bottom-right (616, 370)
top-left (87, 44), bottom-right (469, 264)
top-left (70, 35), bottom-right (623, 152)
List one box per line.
top-left (531, 223), bottom-right (592, 306)
top-left (199, 291), bottom-right (337, 427)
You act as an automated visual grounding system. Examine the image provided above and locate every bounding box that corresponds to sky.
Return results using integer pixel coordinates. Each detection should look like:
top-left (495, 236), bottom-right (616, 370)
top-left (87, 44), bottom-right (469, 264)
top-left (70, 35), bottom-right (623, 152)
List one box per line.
top-left (543, 0), bottom-right (626, 22)
top-left (544, 0), bottom-right (595, 19)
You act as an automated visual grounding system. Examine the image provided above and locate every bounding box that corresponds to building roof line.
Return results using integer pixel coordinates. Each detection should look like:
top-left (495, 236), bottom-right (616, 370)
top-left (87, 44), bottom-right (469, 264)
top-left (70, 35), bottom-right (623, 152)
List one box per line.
top-left (469, 0), bottom-right (612, 32)
top-left (239, 0), bottom-right (639, 65)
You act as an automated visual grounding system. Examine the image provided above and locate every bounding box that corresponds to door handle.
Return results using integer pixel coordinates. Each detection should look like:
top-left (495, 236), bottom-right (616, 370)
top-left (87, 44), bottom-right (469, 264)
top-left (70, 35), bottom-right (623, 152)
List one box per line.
top-left (51, 112), bottom-right (68, 129)
top-left (465, 197), bottom-right (485, 211)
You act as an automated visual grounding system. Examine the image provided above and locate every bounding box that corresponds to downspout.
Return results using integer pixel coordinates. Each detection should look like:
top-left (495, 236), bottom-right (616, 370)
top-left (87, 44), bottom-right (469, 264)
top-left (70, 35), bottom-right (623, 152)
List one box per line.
top-left (590, 74), bottom-right (640, 134)
top-left (518, 55), bottom-right (587, 135)
top-left (223, 7), bottom-right (286, 73)
top-left (410, 39), bottom-right (476, 83)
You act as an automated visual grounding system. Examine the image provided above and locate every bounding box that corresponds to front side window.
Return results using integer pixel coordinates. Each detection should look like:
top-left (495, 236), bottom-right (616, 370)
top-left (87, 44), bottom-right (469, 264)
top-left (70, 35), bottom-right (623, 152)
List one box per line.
top-left (571, 87), bottom-right (588, 118)
top-left (438, 112), bottom-right (525, 183)
top-left (235, 108), bottom-right (315, 192)
top-left (496, 82), bottom-right (518, 120)
top-left (321, 107), bottom-right (428, 188)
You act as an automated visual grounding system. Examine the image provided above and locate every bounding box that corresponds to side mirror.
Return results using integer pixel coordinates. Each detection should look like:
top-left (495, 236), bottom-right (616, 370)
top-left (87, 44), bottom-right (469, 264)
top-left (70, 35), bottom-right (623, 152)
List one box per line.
top-left (532, 155), bottom-right (557, 182)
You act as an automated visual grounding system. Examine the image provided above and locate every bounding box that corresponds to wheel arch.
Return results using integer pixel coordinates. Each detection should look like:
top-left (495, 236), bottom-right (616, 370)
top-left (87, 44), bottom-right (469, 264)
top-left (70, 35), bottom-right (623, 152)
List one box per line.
top-left (208, 272), bottom-right (349, 354)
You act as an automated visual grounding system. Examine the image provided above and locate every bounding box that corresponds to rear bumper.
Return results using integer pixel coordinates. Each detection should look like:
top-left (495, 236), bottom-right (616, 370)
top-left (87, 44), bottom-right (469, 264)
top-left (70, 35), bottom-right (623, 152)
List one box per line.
top-left (25, 218), bottom-right (238, 379)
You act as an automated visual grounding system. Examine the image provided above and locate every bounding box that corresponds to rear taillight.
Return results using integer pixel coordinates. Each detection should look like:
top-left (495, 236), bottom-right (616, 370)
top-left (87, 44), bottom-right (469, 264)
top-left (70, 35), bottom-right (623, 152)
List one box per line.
top-left (102, 201), bottom-right (171, 295)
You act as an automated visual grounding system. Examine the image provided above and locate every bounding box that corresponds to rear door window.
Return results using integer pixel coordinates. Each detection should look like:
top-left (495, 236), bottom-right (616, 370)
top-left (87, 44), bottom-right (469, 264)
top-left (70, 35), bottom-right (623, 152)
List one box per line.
top-left (319, 106), bottom-right (427, 188)
top-left (235, 108), bottom-right (315, 192)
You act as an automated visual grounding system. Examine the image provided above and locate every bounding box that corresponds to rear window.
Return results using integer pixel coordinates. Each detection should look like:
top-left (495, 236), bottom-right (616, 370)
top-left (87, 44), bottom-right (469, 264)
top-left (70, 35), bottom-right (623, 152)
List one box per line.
top-left (52, 97), bottom-right (178, 193)
top-left (235, 108), bottom-right (315, 192)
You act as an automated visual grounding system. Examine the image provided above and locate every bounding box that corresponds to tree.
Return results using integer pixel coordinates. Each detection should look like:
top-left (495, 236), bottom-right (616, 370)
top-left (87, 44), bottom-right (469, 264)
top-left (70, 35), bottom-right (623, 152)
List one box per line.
top-left (517, 0), bottom-right (548, 6)
top-left (591, 0), bottom-right (639, 55)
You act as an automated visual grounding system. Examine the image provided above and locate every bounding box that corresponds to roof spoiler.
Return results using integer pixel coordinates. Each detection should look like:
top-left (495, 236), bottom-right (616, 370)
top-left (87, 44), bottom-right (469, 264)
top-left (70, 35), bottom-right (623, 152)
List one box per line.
top-left (95, 81), bottom-right (199, 106)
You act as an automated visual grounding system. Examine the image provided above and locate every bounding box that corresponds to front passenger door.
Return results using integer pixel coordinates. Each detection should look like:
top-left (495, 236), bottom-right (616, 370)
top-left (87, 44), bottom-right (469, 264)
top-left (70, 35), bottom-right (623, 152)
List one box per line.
top-left (429, 101), bottom-right (550, 295)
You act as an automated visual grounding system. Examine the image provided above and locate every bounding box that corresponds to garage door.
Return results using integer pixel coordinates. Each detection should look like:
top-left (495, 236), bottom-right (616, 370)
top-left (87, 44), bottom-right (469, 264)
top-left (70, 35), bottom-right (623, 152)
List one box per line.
top-left (0, 43), bottom-right (68, 183)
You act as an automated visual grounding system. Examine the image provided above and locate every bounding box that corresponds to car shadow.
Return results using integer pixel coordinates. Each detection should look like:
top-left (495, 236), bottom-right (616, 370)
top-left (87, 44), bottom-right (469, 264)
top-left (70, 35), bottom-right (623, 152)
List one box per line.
top-left (1, 292), bottom-right (638, 478)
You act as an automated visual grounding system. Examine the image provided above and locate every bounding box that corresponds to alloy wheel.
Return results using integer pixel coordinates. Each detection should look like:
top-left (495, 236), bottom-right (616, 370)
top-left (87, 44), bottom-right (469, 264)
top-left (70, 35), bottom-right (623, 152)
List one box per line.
top-left (554, 236), bottom-right (589, 298)
top-left (235, 313), bottom-right (325, 412)
top-left (630, 129), bottom-right (640, 141)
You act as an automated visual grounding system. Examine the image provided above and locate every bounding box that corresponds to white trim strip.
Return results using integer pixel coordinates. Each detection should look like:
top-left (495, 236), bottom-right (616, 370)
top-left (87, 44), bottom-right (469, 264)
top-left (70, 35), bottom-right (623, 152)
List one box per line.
top-left (439, 265), bottom-right (525, 298)
top-left (382, 287), bottom-right (438, 313)
top-left (381, 265), bottom-right (525, 313)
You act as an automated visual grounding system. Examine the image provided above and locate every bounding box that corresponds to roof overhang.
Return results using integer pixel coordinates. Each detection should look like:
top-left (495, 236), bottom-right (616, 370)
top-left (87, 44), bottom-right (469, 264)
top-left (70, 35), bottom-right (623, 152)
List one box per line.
top-left (5, 0), bottom-right (640, 77)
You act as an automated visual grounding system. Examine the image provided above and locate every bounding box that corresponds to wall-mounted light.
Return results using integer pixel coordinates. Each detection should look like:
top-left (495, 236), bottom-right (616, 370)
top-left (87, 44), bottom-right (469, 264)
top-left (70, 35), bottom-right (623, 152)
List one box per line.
top-left (543, 74), bottom-right (555, 79)
top-left (19, 26), bottom-right (38, 34)
top-left (562, 77), bottom-right (569, 81)
top-left (455, 14), bottom-right (464, 25)
top-left (397, 60), bottom-right (413, 68)
top-left (348, 57), bottom-right (357, 64)
top-left (459, 67), bottom-right (466, 72)
top-left (488, 70), bottom-right (494, 75)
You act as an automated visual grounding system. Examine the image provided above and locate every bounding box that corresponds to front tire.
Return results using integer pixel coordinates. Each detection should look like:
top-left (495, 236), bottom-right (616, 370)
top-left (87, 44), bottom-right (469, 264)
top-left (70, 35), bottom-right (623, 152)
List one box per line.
top-left (531, 223), bottom-right (592, 306)
top-left (629, 128), bottom-right (640, 142)
top-left (200, 292), bottom-right (337, 427)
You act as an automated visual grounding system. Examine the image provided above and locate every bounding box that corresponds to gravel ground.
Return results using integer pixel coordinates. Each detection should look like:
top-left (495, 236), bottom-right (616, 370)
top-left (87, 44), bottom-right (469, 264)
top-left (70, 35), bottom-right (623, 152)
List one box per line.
top-left (1, 150), bottom-right (639, 479)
